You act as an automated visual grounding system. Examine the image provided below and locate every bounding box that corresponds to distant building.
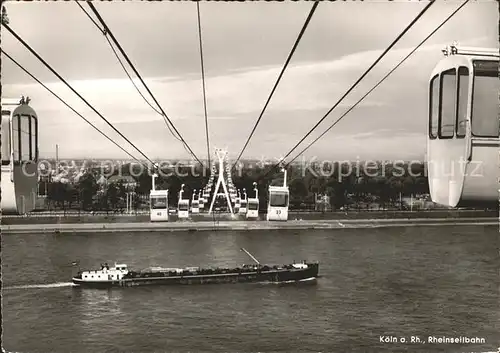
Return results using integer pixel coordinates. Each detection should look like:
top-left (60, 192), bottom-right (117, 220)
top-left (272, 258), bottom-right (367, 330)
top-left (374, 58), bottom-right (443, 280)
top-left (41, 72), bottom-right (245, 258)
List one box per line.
top-left (73, 168), bottom-right (87, 183)
top-left (107, 175), bottom-right (137, 190)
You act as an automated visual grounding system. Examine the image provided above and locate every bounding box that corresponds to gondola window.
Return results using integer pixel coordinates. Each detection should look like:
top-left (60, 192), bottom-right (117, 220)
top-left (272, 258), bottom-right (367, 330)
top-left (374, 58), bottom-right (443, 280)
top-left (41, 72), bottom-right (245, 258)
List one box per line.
top-left (439, 69), bottom-right (456, 138)
top-left (1, 110), bottom-right (11, 165)
top-left (270, 193), bottom-right (288, 207)
top-left (151, 196), bottom-right (167, 209)
top-left (456, 67), bottom-right (469, 138)
top-left (471, 60), bottom-right (499, 138)
top-left (11, 114), bottom-right (37, 162)
top-left (429, 75), bottom-right (439, 139)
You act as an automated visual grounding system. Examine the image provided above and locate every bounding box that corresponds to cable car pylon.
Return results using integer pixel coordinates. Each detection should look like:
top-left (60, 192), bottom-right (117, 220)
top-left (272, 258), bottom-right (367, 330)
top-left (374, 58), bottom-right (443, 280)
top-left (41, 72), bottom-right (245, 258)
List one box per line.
top-left (208, 148), bottom-right (234, 215)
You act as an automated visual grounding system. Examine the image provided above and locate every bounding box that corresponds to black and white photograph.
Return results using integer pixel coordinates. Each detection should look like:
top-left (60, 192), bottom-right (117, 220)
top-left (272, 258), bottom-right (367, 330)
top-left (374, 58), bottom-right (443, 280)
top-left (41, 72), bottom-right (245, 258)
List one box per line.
top-left (1, 0), bottom-right (499, 352)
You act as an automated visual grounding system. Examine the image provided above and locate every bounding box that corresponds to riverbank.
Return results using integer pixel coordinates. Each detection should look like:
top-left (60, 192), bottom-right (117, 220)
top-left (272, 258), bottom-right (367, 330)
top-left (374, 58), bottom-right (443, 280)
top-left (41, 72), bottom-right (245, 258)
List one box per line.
top-left (1, 217), bottom-right (496, 234)
top-left (2, 209), bottom-right (497, 225)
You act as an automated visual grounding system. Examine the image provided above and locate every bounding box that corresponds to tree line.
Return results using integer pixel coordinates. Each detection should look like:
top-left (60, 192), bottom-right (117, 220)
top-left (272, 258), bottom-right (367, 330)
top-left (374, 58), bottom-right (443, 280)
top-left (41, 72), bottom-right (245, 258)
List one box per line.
top-left (39, 160), bottom-right (432, 212)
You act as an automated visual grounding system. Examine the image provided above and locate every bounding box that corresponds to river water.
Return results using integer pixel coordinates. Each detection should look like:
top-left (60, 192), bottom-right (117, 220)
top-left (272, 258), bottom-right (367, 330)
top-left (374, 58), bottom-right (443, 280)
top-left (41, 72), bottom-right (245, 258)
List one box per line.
top-left (2, 225), bottom-right (498, 353)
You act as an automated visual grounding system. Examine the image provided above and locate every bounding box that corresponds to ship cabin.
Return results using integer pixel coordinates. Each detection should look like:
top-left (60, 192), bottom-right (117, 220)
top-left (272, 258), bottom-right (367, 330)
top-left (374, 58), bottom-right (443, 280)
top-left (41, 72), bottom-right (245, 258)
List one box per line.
top-left (292, 262), bottom-right (308, 269)
top-left (79, 263), bottom-right (129, 282)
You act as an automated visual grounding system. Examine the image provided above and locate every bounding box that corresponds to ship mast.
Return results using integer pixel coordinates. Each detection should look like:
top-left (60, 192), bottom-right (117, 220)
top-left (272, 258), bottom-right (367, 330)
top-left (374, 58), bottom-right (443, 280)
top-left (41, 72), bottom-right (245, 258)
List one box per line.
top-left (240, 248), bottom-right (260, 265)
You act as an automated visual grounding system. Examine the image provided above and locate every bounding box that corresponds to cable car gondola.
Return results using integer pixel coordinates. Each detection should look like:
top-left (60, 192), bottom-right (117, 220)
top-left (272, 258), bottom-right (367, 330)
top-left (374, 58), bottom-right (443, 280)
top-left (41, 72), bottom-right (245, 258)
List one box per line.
top-left (1, 96), bottom-right (39, 214)
top-left (246, 182), bottom-right (259, 219)
top-left (427, 43), bottom-right (499, 208)
top-left (267, 168), bottom-right (289, 221)
top-left (191, 189), bottom-right (199, 214)
top-left (239, 188), bottom-right (247, 215)
top-left (177, 184), bottom-right (189, 219)
top-left (150, 190), bottom-right (169, 222)
top-left (149, 173), bottom-right (169, 222)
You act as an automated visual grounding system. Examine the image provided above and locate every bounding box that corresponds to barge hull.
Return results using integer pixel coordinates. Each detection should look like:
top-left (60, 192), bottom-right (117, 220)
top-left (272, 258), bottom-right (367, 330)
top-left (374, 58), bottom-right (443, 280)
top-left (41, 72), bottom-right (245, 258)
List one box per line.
top-left (72, 265), bottom-right (319, 289)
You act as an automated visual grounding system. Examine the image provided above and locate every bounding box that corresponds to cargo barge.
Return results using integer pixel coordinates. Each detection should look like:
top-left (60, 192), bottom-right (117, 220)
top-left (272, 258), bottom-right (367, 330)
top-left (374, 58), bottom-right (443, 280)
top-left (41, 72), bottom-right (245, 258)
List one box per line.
top-left (71, 248), bottom-right (319, 288)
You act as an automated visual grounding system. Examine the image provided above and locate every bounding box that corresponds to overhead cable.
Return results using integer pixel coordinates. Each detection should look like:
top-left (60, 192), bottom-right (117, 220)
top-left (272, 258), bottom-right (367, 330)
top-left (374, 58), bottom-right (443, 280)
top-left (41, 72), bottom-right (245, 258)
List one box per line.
top-left (285, 0), bottom-right (470, 166)
top-left (272, 0), bottom-right (435, 170)
top-left (2, 22), bottom-right (156, 166)
top-left (231, 0), bottom-right (320, 170)
top-left (87, 2), bottom-right (203, 166)
top-left (266, 0), bottom-right (435, 176)
top-left (2, 49), bottom-right (145, 167)
top-left (196, 1), bottom-right (211, 168)
top-left (73, 1), bottom-right (184, 144)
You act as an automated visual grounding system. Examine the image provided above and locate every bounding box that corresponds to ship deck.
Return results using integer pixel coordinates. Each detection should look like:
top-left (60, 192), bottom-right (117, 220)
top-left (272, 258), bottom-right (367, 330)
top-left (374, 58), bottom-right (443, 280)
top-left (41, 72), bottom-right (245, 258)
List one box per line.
top-left (72, 263), bottom-right (320, 288)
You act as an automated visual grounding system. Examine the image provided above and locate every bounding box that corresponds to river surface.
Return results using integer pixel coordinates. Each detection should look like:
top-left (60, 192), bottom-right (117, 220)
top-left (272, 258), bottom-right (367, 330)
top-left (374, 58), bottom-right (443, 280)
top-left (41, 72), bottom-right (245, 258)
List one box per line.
top-left (2, 225), bottom-right (498, 353)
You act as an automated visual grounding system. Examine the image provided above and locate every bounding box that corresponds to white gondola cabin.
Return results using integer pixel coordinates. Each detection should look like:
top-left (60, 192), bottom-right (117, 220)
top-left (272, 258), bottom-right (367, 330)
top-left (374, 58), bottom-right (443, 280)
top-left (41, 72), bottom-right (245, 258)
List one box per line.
top-left (267, 168), bottom-right (289, 221)
top-left (150, 189), bottom-right (169, 222)
top-left (234, 195), bottom-right (240, 214)
top-left (246, 199), bottom-right (259, 219)
top-left (267, 186), bottom-right (289, 221)
top-left (177, 184), bottom-right (190, 219)
top-left (198, 190), bottom-right (205, 211)
top-left (178, 199), bottom-right (189, 218)
top-left (239, 189), bottom-right (247, 215)
top-left (246, 182), bottom-right (259, 219)
top-left (202, 187), bottom-right (210, 210)
top-left (427, 43), bottom-right (499, 208)
top-left (1, 96), bottom-right (39, 214)
top-left (191, 189), bottom-right (199, 214)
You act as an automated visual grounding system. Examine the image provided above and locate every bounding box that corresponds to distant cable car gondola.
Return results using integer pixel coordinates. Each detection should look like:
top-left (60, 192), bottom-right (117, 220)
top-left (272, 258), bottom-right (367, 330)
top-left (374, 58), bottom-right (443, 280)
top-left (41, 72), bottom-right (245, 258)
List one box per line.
top-left (191, 189), bottom-right (199, 214)
top-left (246, 182), bottom-right (259, 219)
top-left (178, 184), bottom-right (189, 219)
top-left (1, 96), bottom-right (39, 214)
top-left (234, 190), bottom-right (241, 214)
top-left (427, 43), bottom-right (499, 208)
top-left (198, 190), bottom-right (205, 211)
top-left (239, 188), bottom-right (247, 215)
top-left (202, 186), bottom-right (210, 204)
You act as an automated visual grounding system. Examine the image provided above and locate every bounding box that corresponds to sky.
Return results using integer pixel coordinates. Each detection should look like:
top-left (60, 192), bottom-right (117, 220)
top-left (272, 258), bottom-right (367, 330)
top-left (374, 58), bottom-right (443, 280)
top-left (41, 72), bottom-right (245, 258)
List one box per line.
top-left (1, 0), bottom-right (498, 163)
